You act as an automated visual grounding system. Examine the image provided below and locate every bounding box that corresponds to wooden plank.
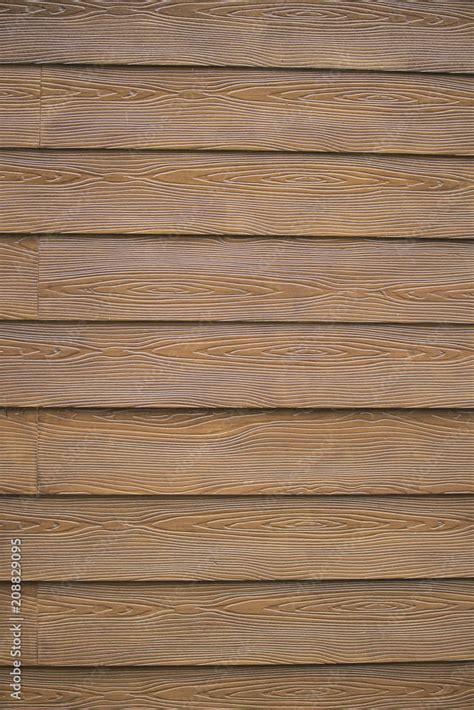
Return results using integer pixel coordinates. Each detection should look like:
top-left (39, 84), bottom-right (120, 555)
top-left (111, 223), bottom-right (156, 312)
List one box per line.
top-left (1, 497), bottom-right (472, 580)
top-left (0, 2), bottom-right (472, 72)
top-left (1, 151), bottom-right (472, 238)
top-left (0, 664), bottom-right (473, 709)
top-left (0, 237), bottom-right (37, 319)
top-left (0, 67), bottom-right (40, 148)
top-left (37, 580), bottom-right (474, 665)
top-left (0, 583), bottom-right (37, 665)
top-left (38, 236), bottom-right (474, 323)
top-left (37, 409), bottom-right (474, 495)
top-left (40, 67), bottom-right (474, 154)
top-left (0, 323), bottom-right (472, 408)
top-left (0, 409), bottom-right (37, 494)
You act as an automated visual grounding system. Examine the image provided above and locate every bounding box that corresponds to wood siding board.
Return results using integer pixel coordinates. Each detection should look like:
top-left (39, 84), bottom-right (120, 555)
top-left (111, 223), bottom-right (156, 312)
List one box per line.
top-left (0, 323), bottom-right (472, 408)
top-left (1, 497), bottom-right (473, 581)
top-left (0, 409), bottom-right (37, 494)
top-left (0, 583), bottom-right (37, 665)
top-left (0, 66), bottom-right (40, 148)
top-left (1, 151), bottom-right (473, 237)
top-left (0, 663), bottom-right (473, 709)
top-left (0, 236), bottom-right (38, 319)
top-left (37, 580), bottom-right (474, 665)
top-left (40, 67), bottom-right (474, 155)
top-left (0, 2), bottom-right (473, 72)
top-left (37, 409), bottom-right (474, 495)
top-left (38, 236), bottom-right (474, 323)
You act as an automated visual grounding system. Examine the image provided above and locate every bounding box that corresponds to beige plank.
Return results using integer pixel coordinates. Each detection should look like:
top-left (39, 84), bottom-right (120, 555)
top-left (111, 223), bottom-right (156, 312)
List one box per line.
top-left (37, 580), bottom-right (474, 665)
top-left (0, 409), bottom-right (37, 494)
top-left (0, 237), bottom-right (38, 319)
top-left (1, 152), bottom-right (473, 237)
top-left (0, 67), bottom-right (40, 148)
top-left (38, 237), bottom-right (474, 323)
top-left (0, 2), bottom-right (472, 72)
top-left (38, 409), bottom-right (474, 495)
top-left (0, 583), bottom-right (37, 665)
top-left (0, 323), bottom-right (472, 408)
top-left (0, 497), bottom-right (472, 580)
top-left (41, 68), bottom-right (474, 154)
top-left (0, 664), bottom-right (473, 708)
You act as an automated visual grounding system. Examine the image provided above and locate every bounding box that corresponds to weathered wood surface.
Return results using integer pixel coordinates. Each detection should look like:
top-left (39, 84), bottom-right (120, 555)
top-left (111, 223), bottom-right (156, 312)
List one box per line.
top-left (1, 152), bottom-right (472, 237)
top-left (0, 66), bottom-right (40, 147)
top-left (0, 237), bottom-right (37, 319)
top-left (0, 323), bottom-right (472, 408)
top-left (0, 1), bottom-right (472, 72)
top-left (0, 409), bottom-right (37, 494)
top-left (40, 67), bottom-right (474, 154)
top-left (1, 663), bottom-right (473, 709)
top-left (37, 409), bottom-right (474, 495)
top-left (1, 497), bottom-right (472, 580)
top-left (38, 237), bottom-right (474, 322)
top-left (37, 580), bottom-right (474, 665)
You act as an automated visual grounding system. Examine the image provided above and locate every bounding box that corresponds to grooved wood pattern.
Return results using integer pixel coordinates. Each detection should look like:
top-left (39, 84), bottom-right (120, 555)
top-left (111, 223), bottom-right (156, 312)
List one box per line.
top-left (37, 580), bottom-right (474, 665)
top-left (38, 237), bottom-right (474, 323)
top-left (0, 583), bottom-right (37, 665)
top-left (0, 409), bottom-right (37, 494)
top-left (0, 237), bottom-right (38, 319)
top-left (40, 67), bottom-right (474, 154)
top-left (37, 409), bottom-right (474, 495)
top-left (1, 1), bottom-right (473, 688)
top-left (0, 66), bottom-right (40, 147)
top-left (1, 663), bottom-right (473, 709)
top-left (1, 151), bottom-right (472, 237)
top-left (0, 1), bottom-right (472, 71)
top-left (1, 496), bottom-right (472, 581)
top-left (0, 323), bottom-right (472, 408)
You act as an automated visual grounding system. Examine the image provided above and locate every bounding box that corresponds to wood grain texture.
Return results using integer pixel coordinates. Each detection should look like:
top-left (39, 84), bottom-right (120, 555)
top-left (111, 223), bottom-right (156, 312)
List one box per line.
top-left (1, 151), bottom-right (472, 237)
top-left (0, 409), bottom-right (37, 494)
top-left (40, 67), bottom-right (474, 154)
top-left (0, 323), bottom-right (472, 408)
top-left (0, 237), bottom-right (37, 319)
top-left (1, 664), bottom-right (473, 709)
top-left (37, 580), bottom-right (474, 665)
top-left (37, 409), bottom-right (474, 495)
top-left (0, 583), bottom-right (37, 665)
top-left (0, 2), bottom-right (472, 71)
top-left (38, 236), bottom-right (474, 323)
top-left (0, 66), bottom-right (40, 147)
top-left (1, 496), bottom-right (472, 580)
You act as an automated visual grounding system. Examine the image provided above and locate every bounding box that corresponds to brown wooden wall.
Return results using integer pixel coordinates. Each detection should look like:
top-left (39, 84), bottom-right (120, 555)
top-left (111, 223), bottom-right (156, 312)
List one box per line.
top-left (0, 2), bottom-right (473, 708)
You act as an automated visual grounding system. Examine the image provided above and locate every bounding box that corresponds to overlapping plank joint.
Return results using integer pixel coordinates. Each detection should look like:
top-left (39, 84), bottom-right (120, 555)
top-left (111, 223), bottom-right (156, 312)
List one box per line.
top-left (0, 2), bottom-right (473, 707)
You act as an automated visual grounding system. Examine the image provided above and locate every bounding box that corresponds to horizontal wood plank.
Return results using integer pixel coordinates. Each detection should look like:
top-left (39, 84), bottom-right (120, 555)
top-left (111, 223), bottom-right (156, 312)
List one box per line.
top-left (0, 237), bottom-right (37, 319)
top-left (0, 323), bottom-right (472, 407)
top-left (0, 66), bottom-right (40, 147)
top-left (1, 664), bottom-right (473, 709)
top-left (0, 582), bottom-right (37, 665)
top-left (37, 409), bottom-right (474, 495)
top-left (0, 409), bottom-right (37, 494)
top-left (37, 580), bottom-right (474, 665)
top-left (0, 2), bottom-right (472, 72)
top-left (1, 497), bottom-right (472, 580)
top-left (1, 152), bottom-right (472, 237)
top-left (38, 236), bottom-right (474, 322)
top-left (40, 67), bottom-right (474, 154)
